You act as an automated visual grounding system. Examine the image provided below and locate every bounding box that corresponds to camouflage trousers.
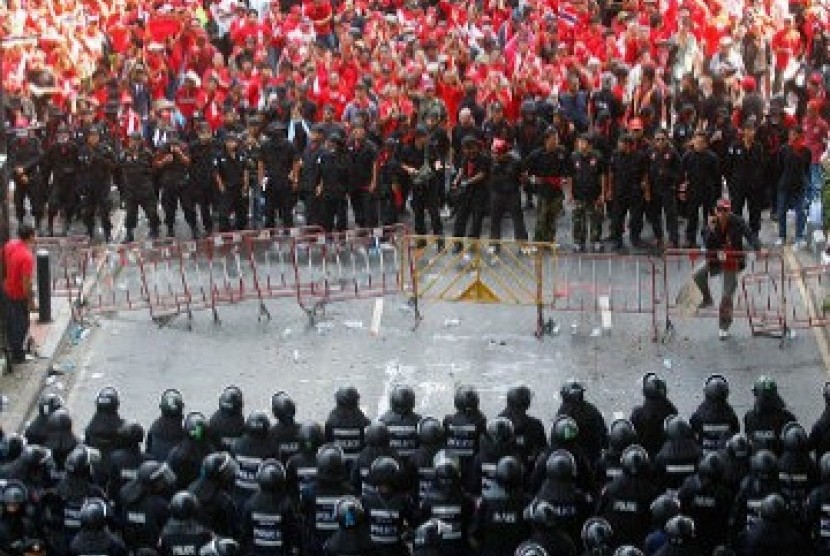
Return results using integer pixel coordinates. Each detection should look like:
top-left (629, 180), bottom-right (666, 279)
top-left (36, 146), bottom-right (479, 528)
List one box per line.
top-left (534, 192), bottom-right (564, 242)
top-left (572, 199), bottom-right (603, 245)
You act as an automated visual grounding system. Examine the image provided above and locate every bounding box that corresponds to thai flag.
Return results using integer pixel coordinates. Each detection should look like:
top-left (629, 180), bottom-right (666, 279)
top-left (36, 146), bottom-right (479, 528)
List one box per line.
top-left (557, 5), bottom-right (578, 27)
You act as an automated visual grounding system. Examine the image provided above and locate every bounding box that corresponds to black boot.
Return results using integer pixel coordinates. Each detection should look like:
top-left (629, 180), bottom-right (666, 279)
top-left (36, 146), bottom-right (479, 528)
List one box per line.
top-left (123, 230), bottom-right (135, 244)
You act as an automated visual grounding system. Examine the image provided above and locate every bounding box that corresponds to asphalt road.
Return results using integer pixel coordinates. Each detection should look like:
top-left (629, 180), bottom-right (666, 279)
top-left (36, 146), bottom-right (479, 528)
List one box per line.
top-left (41, 204), bottom-right (830, 437)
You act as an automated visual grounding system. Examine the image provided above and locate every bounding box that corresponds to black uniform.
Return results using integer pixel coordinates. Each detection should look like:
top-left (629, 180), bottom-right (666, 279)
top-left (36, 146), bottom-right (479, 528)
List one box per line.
top-left (678, 472), bottom-right (734, 552)
top-left (68, 528), bottom-right (128, 556)
top-left (599, 470), bottom-right (660, 547)
top-left (488, 152), bottom-right (529, 244)
top-left (76, 140), bottom-right (116, 240)
top-left (630, 398), bottom-right (678, 457)
top-left (325, 405), bottom-right (370, 473)
top-left (117, 481), bottom-right (170, 550)
top-left (690, 400), bottom-right (740, 454)
top-left (242, 488), bottom-right (300, 555)
top-left (316, 145), bottom-right (352, 232)
top-left (680, 147), bottom-right (721, 246)
top-left (208, 408), bottom-right (245, 452)
top-left (443, 410), bottom-right (487, 485)
top-left (378, 410), bottom-right (421, 464)
top-left (418, 484), bottom-right (475, 556)
top-left (233, 432), bottom-right (280, 509)
top-left (158, 517), bottom-right (213, 556)
top-left (609, 146), bottom-right (650, 248)
top-left (450, 150), bottom-right (491, 240)
top-left (298, 136), bottom-right (325, 227)
top-left (213, 145), bottom-right (249, 232)
top-left (45, 137), bottom-right (80, 234)
top-left (497, 408), bottom-right (547, 474)
top-left (260, 133), bottom-right (299, 229)
top-left (188, 135), bottom-right (217, 234)
top-left (724, 137), bottom-right (766, 234)
top-left (349, 138), bottom-right (379, 227)
top-left (470, 491), bottom-right (533, 556)
top-left (119, 144), bottom-right (161, 239)
top-left (146, 415), bottom-right (186, 462)
top-left (401, 137), bottom-right (444, 238)
top-left (166, 437), bottom-right (216, 492)
top-left (556, 398), bottom-right (608, 467)
top-left (155, 139), bottom-right (196, 236)
top-left (744, 397), bottom-right (797, 454)
top-left (361, 490), bottom-right (414, 556)
top-left (303, 477), bottom-right (355, 556)
top-left (647, 143), bottom-right (683, 246)
top-left (805, 481), bottom-right (830, 554)
top-left (9, 133), bottom-right (45, 228)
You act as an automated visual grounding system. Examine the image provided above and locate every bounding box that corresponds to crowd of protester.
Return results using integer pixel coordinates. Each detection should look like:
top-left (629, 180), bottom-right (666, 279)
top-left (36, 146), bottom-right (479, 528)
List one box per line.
top-left (0, 375), bottom-right (829, 555)
top-left (3, 0), bottom-right (830, 250)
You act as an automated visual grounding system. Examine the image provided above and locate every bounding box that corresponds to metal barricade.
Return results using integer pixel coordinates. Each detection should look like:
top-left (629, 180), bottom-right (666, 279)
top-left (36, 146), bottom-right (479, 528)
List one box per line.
top-left (663, 249), bottom-right (786, 340)
top-left (245, 226), bottom-right (325, 320)
top-left (550, 253), bottom-right (660, 340)
top-left (746, 264), bottom-right (828, 333)
top-left (34, 236), bottom-right (91, 298)
top-left (138, 242), bottom-right (194, 327)
top-left (204, 231), bottom-right (260, 323)
top-left (294, 225), bottom-right (409, 320)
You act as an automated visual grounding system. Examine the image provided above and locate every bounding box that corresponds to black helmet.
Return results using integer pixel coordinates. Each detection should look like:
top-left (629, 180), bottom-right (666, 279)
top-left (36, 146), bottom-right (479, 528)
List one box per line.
top-left (1, 433), bottom-right (26, 461)
top-left (781, 422), bottom-right (808, 452)
top-left (516, 541), bottom-right (550, 556)
top-left (3, 480), bottom-right (27, 506)
top-left (582, 517), bottom-right (614, 551)
top-left (414, 519), bottom-right (450, 548)
top-left (454, 385), bottom-right (479, 413)
top-left (389, 385), bottom-right (415, 414)
top-left (201, 452), bottom-right (239, 485)
top-left (38, 392), bottom-right (64, 417)
top-left (704, 374), bottom-right (729, 402)
top-left (244, 411), bottom-right (271, 437)
top-left (752, 375), bottom-right (778, 399)
top-left (96, 386), bottom-right (120, 412)
top-left (609, 419), bottom-right (638, 451)
top-left (219, 386), bottom-right (244, 413)
top-left (184, 412), bottom-right (208, 441)
top-left (487, 417), bottom-right (514, 447)
top-left (417, 417), bottom-right (445, 446)
top-left (79, 498), bottom-right (108, 530)
top-left (520, 99), bottom-right (537, 116)
top-left (47, 408), bottom-right (73, 432)
top-left (336, 496), bottom-right (364, 529)
top-left (642, 373), bottom-right (667, 399)
top-left (698, 452), bottom-right (724, 480)
top-left (369, 456), bottom-right (400, 488)
top-left (759, 493), bottom-right (787, 522)
top-left (551, 415), bottom-right (579, 444)
top-left (138, 461), bottom-right (175, 489)
top-left (506, 386), bottom-right (532, 412)
top-left (20, 445), bottom-right (51, 469)
top-left (560, 379), bottom-right (585, 402)
top-left (256, 459), bottom-right (286, 492)
top-left (65, 445), bottom-right (93, 476)
top-left (546, 449), bottom-right (577, 480)
top-left (621, 445), bottom-right (650, 476)
top-left (726, 433), bottom-right (750, 459)
top-left (613, 546), bottom-right (645, 556)
top-left (433, 451), bottom-right (460, 489)
top-left (199, 538), bottom-right (241, 556)
top-left (169, 491), bottom-right (200, 520)
top-left (650, 493), bottom-right (681, 526)
top-left (118, 422), bottom-right (145, 446)
top-left (664, 416), bottom-right (692, 440)
top-left (159, 389), bottom-right (184, 417)
top-left (750, 449), bottom-right (778, 478)
top-left (271, 392), bottom-right (296, 422)
top-left (495, 455), bottom-right (523, 488)
top-left (298, 422), bottom-right (325, 453)
top-left (335, 387), bottom-right (360, 409)
top-left (317, 445), bottom-right (345, 482)
top-left (525, 499), bottom-right (557, 529)
top-left (665, 515), bottom-right (695, 544)
top-left (365, 423), bottom-right (390, 448)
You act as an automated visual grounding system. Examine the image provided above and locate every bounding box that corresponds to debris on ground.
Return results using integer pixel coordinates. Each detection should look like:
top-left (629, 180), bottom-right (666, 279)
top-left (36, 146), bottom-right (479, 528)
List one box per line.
top-left (343, 320), bottom-right (364, 330)
top-left (49, 362), bottom-right (76, 375)
top-left (442, 318), bottom-right (461, 328)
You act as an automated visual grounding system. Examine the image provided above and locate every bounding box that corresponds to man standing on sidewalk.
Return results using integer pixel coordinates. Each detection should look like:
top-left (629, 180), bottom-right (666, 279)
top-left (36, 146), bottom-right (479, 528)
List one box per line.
top-left (3, 223), bottom-right (35, 365)
top-left (693, 199), bottom-right (761, 340)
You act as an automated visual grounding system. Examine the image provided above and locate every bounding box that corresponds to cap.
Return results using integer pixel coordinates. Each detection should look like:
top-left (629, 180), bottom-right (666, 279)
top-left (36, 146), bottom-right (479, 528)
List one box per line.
top-left (716, 198), bottom-right (731, 211)
top-left (628, 117), bottom-right (643, 131)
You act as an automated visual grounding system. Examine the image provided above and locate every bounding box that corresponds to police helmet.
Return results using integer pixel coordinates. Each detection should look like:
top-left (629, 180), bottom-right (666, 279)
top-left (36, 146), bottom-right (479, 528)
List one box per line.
top-left (414, 519), bottom-right (449, 548)
top-left (118, 421), bottom-right (145, 445)
top-left (454, 385), bottom-right (480, 413)
top-left (781, 421), bottom-right (808, 452)
top-left (159, 389), bottom-right (184, 417)
top-left (336, 496), bottom-right (364, 529)
top-left (726, 433), bottom-right (750, 459)
top-left (138, 460), bottom-right (175, 488)
top-left (417, 417), bottom-right (445, 446)
top-left (389, 385), bottom-right (415, 414)
top-left (20, 445), bottom-right (51, 469)
top-left (614, 546), bottom-right (645, 556)
top-left (546, 449), bottom-right (577, 480)
top-left (506, 386), bottom-right (532, 412)
top-left (650, 493), bottom-right (681, 526)
top-left (750, 449), bottom-right (778, 477)
top-left (581, 516), bottom-right (614, 550)
top-left (95, 386), bottom-right (120, 412)
top-left (369, 456), bottom-right (400, 488)
top-left (621, 445), bottom-right (650, 476)
top-left (317, 445), bottom-right (345, 481)
top-left (335, 386), bottom-right (360, 409)
top-left (698, 452), bottom-right (725, 480)
top-left (752, 375), bottom-right (777, 398)
top-left (244, 411), bottom-right (271, 437)
top-left (169, 490), bottom-right (200, 520)
top-left (665, 515), bottom-right (695, 544)
top-left (759, 493), bottom-right (788, 522)
top-left (3, 481), bottom-right (27, 506)
top-left (298, 422), bottom-right (324, 452)
top-left (551, 415), bottom-right (579, 444)
top-left (664, 415), bottom-right (692, 440)
top-left (219, 385), bottom-right (244, 413)
top-left (64, 445), bottom-right (93, 476)
top-left (256, 459), bottom-right (286, 492)
top-left (199, 538), bottom-right (241, 556)
top-left (365, 422), bottom-right (390, 448)
top-left (271, 391), bottom-right (296, 422)
top-left (1, 433), bottom-right (25, 461)
top-left (704, 374), bottom-right (729, 402)
top-left (515, 542), bottom-right (550, 556)
top-left (201, 451), bottom-right (239, 485)
top-left (560, 379), bottom-right (585, 403)
top-left (487, 417), bottom-right (515, 446)
top-left (642, 373), bottom-right (667, 399)
top-left (79, 498), bottom-right (108, 530)
top-left (184, 412), bottom-right (208, 441)
top-left (47, 408), bottom-right (73, 432)
top-left (433, 451), bottom-right (460, 488)
top-left (38, 392), bottom-right (64, 417)
top-left (609, 419), bottom-right (638, 452)
top-left (495, 455), bottom-right (523, 488)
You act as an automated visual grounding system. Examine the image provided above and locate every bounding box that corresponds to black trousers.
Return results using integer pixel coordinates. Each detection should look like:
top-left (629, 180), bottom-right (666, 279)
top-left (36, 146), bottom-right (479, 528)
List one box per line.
top-left (4, 294), bottom-right (29, 361)
top-left (161, 183), bottom-right (197, 229)
top-left (649, 188), bottom-right (679, 245)
top-left (124, 190), bottom-right (161, 232)
top-left (192, 185), bottom-right (214, 234)
top-left (215, 188), bottom-right (248, 232)
top-left (611, 192), bottom-right (647, 245)
top-left (82, 183), bottom-right (112, 236)
top-left (321, 196), bottom-right (348, 232)
top-left (452, 187), bottom-right (487, 239)
top-left (48, 177), bottom-right (78, 230)
top-left (490, 190), bottom-right (528, 241)
top-left (729, 184), bottom-right (764, 234)
top-left (685, 195), bottom-right (716, 245)
top-left (14, 177), bottom-right (45, 225)
top-left (264, 186), bottom-right (295, 229)
top-left (412, 186), bottom-right (443, 236)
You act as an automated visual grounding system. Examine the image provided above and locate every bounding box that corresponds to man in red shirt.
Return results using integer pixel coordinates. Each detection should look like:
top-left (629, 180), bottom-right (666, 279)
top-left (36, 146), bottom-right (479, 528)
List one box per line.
top-left (3, 223), bottom-right (35, 365)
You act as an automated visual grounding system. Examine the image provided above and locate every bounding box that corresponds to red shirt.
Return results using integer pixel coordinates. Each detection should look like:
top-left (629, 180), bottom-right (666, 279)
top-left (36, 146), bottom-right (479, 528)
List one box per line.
top-left (3, 240), bottom-right (33, 300)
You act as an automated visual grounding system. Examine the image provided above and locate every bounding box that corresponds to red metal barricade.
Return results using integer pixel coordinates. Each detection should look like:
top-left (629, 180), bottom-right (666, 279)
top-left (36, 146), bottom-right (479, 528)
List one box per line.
top-left (138, 242), bottom-right (196, 327)
top-left (205, 231), bottom-right (261, 322)
top-left (293, 225), bottom-right (409, 319)
top-left (743, 264), bottom-right (828, 334)
top-left (34, 236), bottom-right (91, 298)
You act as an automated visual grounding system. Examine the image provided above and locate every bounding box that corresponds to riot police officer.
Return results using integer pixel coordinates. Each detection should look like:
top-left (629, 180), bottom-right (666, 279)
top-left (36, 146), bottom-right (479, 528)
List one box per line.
top-left (677, 452), bottom-right (733, 553)
top-left (805, 453), bottom-right (830, 554)
top-left (690, 374), bottom-right (740, 454)
top-left (241, 459), bottom-right (299, 555)
top-left (580, 516), bottom-right (614, 556)
top-left (721, 433), bottom-right (752, 493)
top-left (286, 422), bottom-right (325, 503)
top-left (213, 133), bottom-right (249, 232)
top-left (303, 445), bottom-right (355, 556)
top-left (596, 419), bottom-right (639, 486)
top-left (535, 449), bottom-right (595, 543)
top-left (146, 389), bottom-right (186, 462)
top-left (0, 480), bottom-right (39, 554)
top-left (44, 124), bottom-right (80, 236)
top-left (379, 385), bottom-right (422, 463)
top-left (105, 422), bottom-right (147, 499)
top-left (444, 385), bottom-right (487, 485)
top-left (209, 385), bottom-right (246, 451)
top-left (811, 383), bottom-right (830, 462)
top-left (655, 416), bottom-right (701, 490)
top-left (351, 423), bottom-right (398, 495)
top-left (744, 376), bottom-right (797, 453)
top-left (84, 386), bottom-right (126, 481)
top-left (323, 496), bottom-right (374, 556)
top-left (44, 408), bottom-right (79, 479)
top-left (467, 417), bottom-right (516, 498)
top-left (188, 451), bottom-right (239, 537)
top-left (158, 491), bottom-right (214, 556)
top-left (777, 421), bottom-right (818, 522)
top-left (119, 132), bottom-right (161, 242)
top-left (77, 126), bottom-right (116, 242)
top-left (644, 493), bottom-right (681, 555)
top-left (419, 453), bottom-right (475, 556)
top-left (735, 493), bottom-right (805, 556)
top-left (167, 412), bottom-right (216, 491)
top-left (233, 411), bottom-right (278, 509)
top-left (557, 379), bottom-right (608, 466)
top-left (25, 392), bottom-right (64, 446)
top-left (471, 456), bottom-right (532, 556)
top-left (325, 387), bottom-right (370, 473)
top-left (498, 386), bottom-right (547, 473)
top-left (9, 126), bottom-right (45, 231)
top-left (258, 122), bottom-right (299, 229)
top-left (269, 391), bottom-right (301, 463)
top-left (409, 417), bottom-right (446, 505)
top-left (118, 461), bottom-right (175, 551)
top-left (599, 445), bottom-right (660, 547)
top-left (361, 456), bottom-right (414, 556)
top-left (630, 373), bottom-right (678, 457)
top-left (730, 449), bottom-right (781, 537)
top-left (154, 133), bottom-right (196, 238)
top-left (69, 498), bottom-right (128, 556)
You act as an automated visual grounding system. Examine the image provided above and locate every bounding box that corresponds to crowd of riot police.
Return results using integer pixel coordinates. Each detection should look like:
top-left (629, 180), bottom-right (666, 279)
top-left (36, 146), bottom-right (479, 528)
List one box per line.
top-left (0, 373), bottom-right (828, 556)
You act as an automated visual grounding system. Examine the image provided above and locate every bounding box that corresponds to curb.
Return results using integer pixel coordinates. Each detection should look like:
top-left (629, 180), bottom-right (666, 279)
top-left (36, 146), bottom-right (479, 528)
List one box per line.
top-left (0, 211), bottom-right (126, 433)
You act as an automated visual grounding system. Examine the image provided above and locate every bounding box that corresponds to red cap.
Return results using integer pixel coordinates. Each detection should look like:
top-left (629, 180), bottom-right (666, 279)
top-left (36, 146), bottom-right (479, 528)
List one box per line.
top-left (628, 117), bottom-right (643, 131)
top-left (716, 198), bottom-right (731, 211)
top-left (491, 138), bottom-right (510, 155)
top-left (741, 75), bottom-right (756, 91)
